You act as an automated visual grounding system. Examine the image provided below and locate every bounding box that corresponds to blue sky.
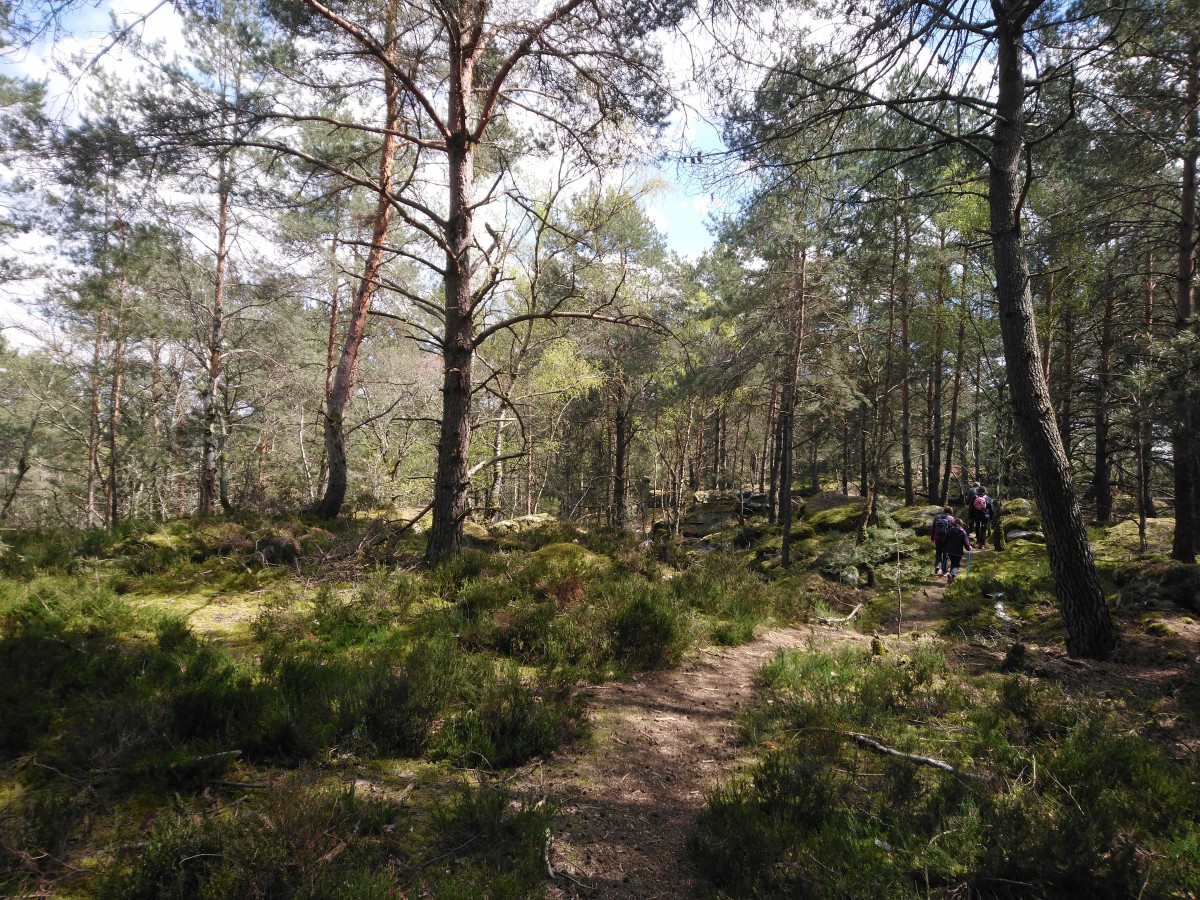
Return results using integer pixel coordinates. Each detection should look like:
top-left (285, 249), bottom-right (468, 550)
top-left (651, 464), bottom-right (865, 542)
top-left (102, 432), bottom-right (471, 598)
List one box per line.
top-left (646, 119), bottom-right (728, 259)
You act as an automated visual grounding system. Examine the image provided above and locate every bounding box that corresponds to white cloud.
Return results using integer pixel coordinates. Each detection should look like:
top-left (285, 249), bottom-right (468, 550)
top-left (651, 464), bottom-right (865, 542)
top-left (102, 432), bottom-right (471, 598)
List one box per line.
top-left (645, 205), bottom-right (669, 233)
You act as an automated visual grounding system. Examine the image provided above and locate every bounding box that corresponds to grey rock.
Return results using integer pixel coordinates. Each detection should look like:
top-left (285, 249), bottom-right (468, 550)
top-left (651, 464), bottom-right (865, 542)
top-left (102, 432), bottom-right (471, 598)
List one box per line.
top-left (1005, 528), bottom-right (1046, 544)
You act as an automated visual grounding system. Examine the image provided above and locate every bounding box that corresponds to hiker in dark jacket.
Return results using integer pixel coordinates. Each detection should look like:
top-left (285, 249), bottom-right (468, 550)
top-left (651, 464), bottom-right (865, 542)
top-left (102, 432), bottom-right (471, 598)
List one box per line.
top-left (941, 518), bottom-right (972, 582)
top-left (930, 506), bottom-right (956, 575)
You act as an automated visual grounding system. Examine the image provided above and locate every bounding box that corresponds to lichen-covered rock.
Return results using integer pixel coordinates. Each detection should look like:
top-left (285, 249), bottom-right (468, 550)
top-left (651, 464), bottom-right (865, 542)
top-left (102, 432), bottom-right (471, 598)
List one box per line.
top-left (462, 520), bottom-right (494, 548)
top-left (893, 504), bottom-right (948, 536)
top-left (681, 509), bottom-right (737, 538)
top-left (1002, 497), bottom-right (1037, 518)
top-left (489, 513), bottom-right (557, 535)
top-left (1005, 528), bottom-right (1045, 544)
top-left (997, 498), bottom-right (1040, 533)
top-left (803, 494), bottom-right (866, 533)
top-left (1114, 559), bottom-right (1200, 613)
top-left (804, 491), bottom-right (863, 515)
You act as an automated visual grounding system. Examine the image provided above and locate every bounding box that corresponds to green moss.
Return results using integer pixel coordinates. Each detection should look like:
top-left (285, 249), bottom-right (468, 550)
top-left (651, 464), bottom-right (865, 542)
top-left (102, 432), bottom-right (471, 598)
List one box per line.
top-left (1093, 518), bottom-right (1175, 557)
top-left (522, 542), bottom-right (608, 581)
top-left (805, 502), bottom-right (867, 533)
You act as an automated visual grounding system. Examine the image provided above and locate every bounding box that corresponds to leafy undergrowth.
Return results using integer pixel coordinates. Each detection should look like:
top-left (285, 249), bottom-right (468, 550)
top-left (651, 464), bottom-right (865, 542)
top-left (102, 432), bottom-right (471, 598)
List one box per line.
top-left (93, 773), bottom-right (554, 900)
top-left (7, 503), bottom-right (1195, 897)
top-left (690, 642), bottom-right (1200, 899)
top-left (0, 516), bottom-right (814, 896)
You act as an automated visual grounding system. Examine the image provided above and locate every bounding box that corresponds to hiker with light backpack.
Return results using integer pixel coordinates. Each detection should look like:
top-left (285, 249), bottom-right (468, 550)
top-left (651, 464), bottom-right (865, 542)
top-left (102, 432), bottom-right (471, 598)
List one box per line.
top-left (968, 484), bottom-right (994, 549)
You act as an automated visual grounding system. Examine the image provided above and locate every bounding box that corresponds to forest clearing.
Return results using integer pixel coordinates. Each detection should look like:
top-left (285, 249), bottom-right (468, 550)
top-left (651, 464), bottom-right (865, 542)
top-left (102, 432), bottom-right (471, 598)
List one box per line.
top-left (2, 0), bottom-right (1200, 894)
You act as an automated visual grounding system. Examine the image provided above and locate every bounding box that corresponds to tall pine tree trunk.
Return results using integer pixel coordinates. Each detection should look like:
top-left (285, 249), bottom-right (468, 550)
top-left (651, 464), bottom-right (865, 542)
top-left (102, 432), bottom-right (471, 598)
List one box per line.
top-left (927, 230), bottom-right (947, 503)
top-left (199, 153), bottom-right (231, 517)
top-left (781, 248), bottom-right (807, 568)
top-left (939, 312), bottom-right (966, 505)
top-left (990, 8), bottom-right (1115, 658)
top-left (900, 208), bottom-right (915, 505)
top-left (1171, 42), bottom-right (1199, 562)
top-left (318, 51), bottom-right (400, 521)
top-left (611, 386), bottom-right (629, 528)
top-left (427, 51), bottom-right (477, 564)
top-left (86, 307), bottom-right (105, 528)
top-left (1093, 280), bottom-right (1115, 523)
top-left (106, 266), bottom-right (128, 529)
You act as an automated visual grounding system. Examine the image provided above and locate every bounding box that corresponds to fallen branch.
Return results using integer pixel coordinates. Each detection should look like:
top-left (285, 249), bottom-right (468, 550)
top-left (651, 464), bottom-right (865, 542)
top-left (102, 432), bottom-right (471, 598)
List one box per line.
top-left (817, 604), bottom-right (863, 626)
top-left (170, 750), bottom-right (241, 770)
top-left (846, 732), bottom-right (985, 781)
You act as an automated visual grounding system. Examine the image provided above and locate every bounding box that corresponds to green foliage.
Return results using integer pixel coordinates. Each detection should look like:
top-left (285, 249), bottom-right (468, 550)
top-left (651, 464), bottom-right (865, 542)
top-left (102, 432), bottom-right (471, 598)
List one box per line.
top-left (691, 645), bottom-right (1200, 899)
top-left (0, 527), bottom-right (119, 577)
top-left (0, 578), bottom-right (275, 772)
top-left (429, 548), bottom-right (499, 599)
top-left (940, 542), bottom-right (1063, 640)
top-left (436, 663), bottom-right (584, 768)
top-left (96, 781), bottom-right (406, 899)
top-left (426, 780), bottom-right (557, 898)
top-left (598, 577), bottom-right (691, 670)
top-left (671, 551), bottom-right (776, 645)
top-left (260, 625), bottom-right (465, 758)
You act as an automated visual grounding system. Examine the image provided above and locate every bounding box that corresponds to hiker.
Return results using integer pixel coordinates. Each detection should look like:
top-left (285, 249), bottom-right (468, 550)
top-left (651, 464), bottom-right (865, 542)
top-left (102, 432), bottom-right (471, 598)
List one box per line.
top-left (968, 485), bottom-right (993, 548)
top-left (930, 505), bottom-right (956, 575)
top-left (942, 517), bottom-right (972, 582)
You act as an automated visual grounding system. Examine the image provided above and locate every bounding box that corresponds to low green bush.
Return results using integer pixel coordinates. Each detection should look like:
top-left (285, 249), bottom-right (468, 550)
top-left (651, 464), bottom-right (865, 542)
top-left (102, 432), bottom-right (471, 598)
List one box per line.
top-left (670, 551), bottom-right (774, 645)
top-left (436, 662), bottom-right (584, 768)
top-left (96, 782), bottom-right (407, 900)
top-left (427, 779), bottom-right (556, 898)
top-left (690, 645), bottom-right (1200, 899)
top-left (264, 631), bottom-right (466, 758)
top-left (600, 578), bottom-right (691, 670)
top-left (0, 527), bottom-right (121, 577)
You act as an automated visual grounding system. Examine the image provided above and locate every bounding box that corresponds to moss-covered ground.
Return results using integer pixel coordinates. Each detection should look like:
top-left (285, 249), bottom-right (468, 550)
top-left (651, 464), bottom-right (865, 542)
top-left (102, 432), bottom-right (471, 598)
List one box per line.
top-left (0, 512), bottom-right (816, 897)
top-left (2, 497), bottom-right (1199, 898)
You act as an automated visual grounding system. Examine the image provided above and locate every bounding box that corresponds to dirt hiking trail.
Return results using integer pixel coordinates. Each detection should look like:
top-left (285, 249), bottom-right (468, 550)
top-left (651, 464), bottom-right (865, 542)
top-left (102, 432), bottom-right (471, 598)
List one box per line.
top-left (523, 556), bottom-right (978, 899)
top-left (519, 623), bottom-right (870, 899)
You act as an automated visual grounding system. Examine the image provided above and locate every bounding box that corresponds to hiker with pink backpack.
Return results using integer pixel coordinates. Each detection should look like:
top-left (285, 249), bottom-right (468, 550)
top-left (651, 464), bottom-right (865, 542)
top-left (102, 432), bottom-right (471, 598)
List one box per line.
top-left (967, 483), bottom-right (994, 549)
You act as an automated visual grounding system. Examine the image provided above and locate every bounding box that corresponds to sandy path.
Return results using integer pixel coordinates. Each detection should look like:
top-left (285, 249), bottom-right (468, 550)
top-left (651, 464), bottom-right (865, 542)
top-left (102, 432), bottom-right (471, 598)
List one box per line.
top-left (521, 624), bottom-right (869, 899)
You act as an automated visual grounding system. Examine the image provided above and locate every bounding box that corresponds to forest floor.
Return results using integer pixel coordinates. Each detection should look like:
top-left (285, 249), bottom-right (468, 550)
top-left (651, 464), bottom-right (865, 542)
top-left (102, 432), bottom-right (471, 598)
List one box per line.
top-left (7, 515), bottom-right (1200, 898)
top-left (519, 612), bottom-right (913, 897)
top-left (519, 540), bottom-right (1200, 899)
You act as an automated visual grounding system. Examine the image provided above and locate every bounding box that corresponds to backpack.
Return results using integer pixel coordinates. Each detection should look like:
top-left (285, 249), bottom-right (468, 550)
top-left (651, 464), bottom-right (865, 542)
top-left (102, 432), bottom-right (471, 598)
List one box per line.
top-left (933, 513), bottom-right (954, 540)
top-left (973, 494), bottom-right (989, 512)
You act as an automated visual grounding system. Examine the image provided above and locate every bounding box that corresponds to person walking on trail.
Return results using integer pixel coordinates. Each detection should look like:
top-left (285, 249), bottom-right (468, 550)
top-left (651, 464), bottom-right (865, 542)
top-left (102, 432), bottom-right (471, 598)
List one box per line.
top-left (931, 505), bottom-right (956, 576)
top-left (942, 517), bottom-right (972, 583)
top-left (968, 484), bottom-right (994, 549)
